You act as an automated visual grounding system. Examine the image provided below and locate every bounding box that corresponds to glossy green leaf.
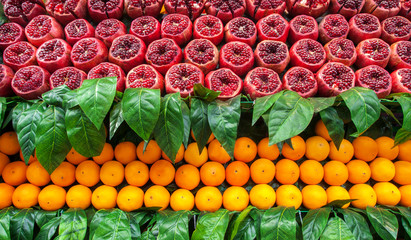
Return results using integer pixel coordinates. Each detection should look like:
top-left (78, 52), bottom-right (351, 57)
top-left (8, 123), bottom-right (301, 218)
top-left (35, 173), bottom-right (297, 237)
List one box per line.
top-left (260, 206), bottom-right (296, 240)
top-left (157, 210), bottom-right (191, 240)
top-left (92, 209), bottom-right (132, 240)
top-left (379, 103), bottom-right (401, 125)
top-left (193, 84), bottom-right (220, 102)
top-left (128, 212), bottom-right (149, 239)
top-left (249, 209), bottom-right (263, 240)
top-left (0, 3), bottom-right (6, 25)
top-left (192, 209), bottom-right (231, 240)
top-left (320, 217), bottom-right (355, 240)
top-left (320, 107), bottom-right (345, 149)
top-left (366, 206), bottom-right (398, 240)
top-left (42, 85), bottom-right (71, 107)
top-left (109, 102), bottom-right (124, 140)
top-left (0, 97), bottom-right (7, 128)
top-left (252, 91), bottom-right (284, 126)
top-left (302, 207), bottom-right (331, 240)
top-left (338, 208), bottom-right (372, 240)
top-left (181, 101), bottom-right (191, 149)
top-left (63, 90), bottom-right (79, 110)
top-left (35, 210), bottom-right (58, 228)
top-left (0, 208), bottom-right (11, 240)
top-left (58, 208), bottom-right (87, 240)
top-left (397, 207), bottom-right (411, 237)
top-left (394, 128), bottom-right (411, 145)
top-left (89, 210), bottom-right (111, 238)
top-left (10, 208), bottom-right (35, 240)
top-left (35, 216), bottom-right (60, 240)
top-left (227, 206), bottom-right (256, 240)
top-left (397, 95), bottom-right (411, 130)
top-left (190, 98), bottom-right (212, 153)
top-left (12, 102), bottom-right (33, 131)
top-left (309, 97), bottom-right (336, 113)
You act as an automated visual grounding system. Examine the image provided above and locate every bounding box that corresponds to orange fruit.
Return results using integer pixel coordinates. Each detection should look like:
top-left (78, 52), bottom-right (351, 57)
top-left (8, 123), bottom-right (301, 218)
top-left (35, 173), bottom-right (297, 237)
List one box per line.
top-left (184, 142), bottom-right (208, 167)
top-left (149, 160), bottom-right (175, 186)
top-left (375, 136), bottom-right (399, 160)
top-left (117, 186), bottom-right (144, 212)
top-left (175, 164), bottom-right (200, 190)
top-left (19, 150), bottom-right (36, 164)
top-left (114, 142), bottom-right (137, 165)
top-left (66, 185), bottom-right (92, 209)
top-left (144, 185), bottom-right (170, 210)
top-left (100, 160), bottom-right (125, 187)
top-left (328, 139), bottom-right (354, 163)
top-left (315, 120), bottom-right (332, 141)
top-left (250, 158), bottom-right (275, 184)
top-left (393, 161), bottom-right (411, 185)
top-left (257, 137), bottom-right (280, 161)
top-left (349, 184), bottom-right (377, 209)
top-left (373, 182), bottom-right (401, 206)
top-left (136, 140), bottom-right (162, 164)
top-left (249, 184), bottom-right (276, 210)
top-left (38, 185), bottom-right (66, 211)
top-left (75, 160), bottom-right (100, 187)
top-left (323, 160), bottom-right (348, 186)
top-left (326, 186), bottom-right (350, 208)
top-left (162, 144), bottom-right (184, 163)
top-left (170, 189), bottom-right (195, 211)
top-left (234, 137), bottom-right (257, 163)
top-left (50, 162), bottom-right (76, 187)
top-left (66, 148), bottom-right (88, 165)
top-left (93, 143), bottom-right (114, 165)
top-left (0, 152), bottom-right (10, 176)
top-left (124, 160), bottom-right (149, 187)
top-left (346, 160), bottom-right (371, 184)
top-left (2, 161), bottom-right (27, 186)
top-left (302, 185), bottom-right (327, 209)
top-left (305, 136), bottom-right (330, 161)
top-left (195, 186), bottom-right (222, 212)
top-left (275, 185), bottom-right (302, 209)
top-left (225, 161), bottom-right (250, 186)
top-left (369, 157), bottom-right (395, 182)
top-left (12, 183), bottom-right (40, 209)
top-left (208, 139), bottom-right (231, 164)
top-left (191, 130), bottom-right (215, 144)
top-left (223, 186), bottom-right (249, 211)
top-left (0, 183), bottom-right (14, 209)
top-left (299, 160), bottom-right (324, 185)
top-left (92, 185), bottom-right (118, 210)
top-left (200, 161), bottom-right (225, 186)
top-left (352, 136), bottom-right (378, 162)
top-left (26, 161), bottom-right (50, 187)
top-left (281, 136), bottom-right (306, 161)
top-left (275, 159), bottom-right (299, 185)
top-left (399, 185), bottom-right (411, 207)
top-left (0, 132), bottom-right (20, 155)
top-left (398, 140), bottom-right (411, 162)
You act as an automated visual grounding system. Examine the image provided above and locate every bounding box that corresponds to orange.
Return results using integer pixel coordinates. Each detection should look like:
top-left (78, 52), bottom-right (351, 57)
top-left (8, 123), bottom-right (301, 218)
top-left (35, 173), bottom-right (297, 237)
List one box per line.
top-left (162, 144), bottom-right (184, 163)
top-left (250, 158), bottom-right (275, 184)
top-left (281, 136), bottom-right (306, 161)
top-left (38, 185), bottom-right (66, 211)
top-left (66, 147), bottom-right (88, 165)
top-left (0, 152), bottom-right (10, 176)
top-left (170, 189), bottom-right (195, 211)
top-left (114, 142), bottom-right (137, 165)
top-left (75, 160), bottom-right (100, 187)
top-left (92, 185), bottom-right (118, 210)
top-left (124, 160), bottom-right (149, 187)
top-left (352, 136), bottom-right (378, 162)
top-left (184, 142), bottom-right (208, 167)
top-left (225, 161), bottom-right (250, 186)
top-left (93, 143), bottom-right (114, 165)
top-left (117, 186), bottom-right (144, 212)
top-left (375, 136), bottom-right (399, 160)
top-left (257, 137), bottom-right (280, 161)
top-left (100, 160), bottom-right (125, 187)
top-left (323, 160), bottom-right (348, 186)
top-left (305, 136), bottom-right (330, 161)
top-left (144, 185), bottom-right (170, 210)
top-left (223, 186), bottom-right (249, 211)
top-left (195, 186), bottom-right (222, 212)
top-left (50, 162), bottom-right (76, 187)
top-left (369, 157), bottom-right (395, 182)
top-left (0, 132), bottom-right (20, 155)
top-left (346, 160), bottom-right (371, 184)
top-left (393, 161), bottom-right (411, 185)
top-left (249, 184), bottom-right (276, 210)
top-left (275, 185), bottom-right (302, 209)
top-left (0, 183), bottom-right (14, 209)
top-left (234, 137), bottom-right (257, 163)
top-left (136, 140), bottom-right (162, 164)
top-left (398, 140), bottom-right (411, 162)
top-left (373, 182), bottom-right (401, 206)
top-left (149, 160), bottom-right (176, 186)
top-left (66, 185), bottom-right (92, 209)
top-left (328, 139), bottom-right (354, 163)
top-left (299, 160), bottom-right (324, 185)
top-left (399, 185), bottom-right (411, 207)
top-left (12, 183), bottom-right (40, 209)
top-left (26, 161), bottom-right (50, 186)
top-left (315, 120), bottom-right (332, 141)
top-left (2, 161), bottom-right (27, 186)
top-left (326, 186), bottom-right (350, 208)
top-left (275, 159), bottom-right (299, 185)
top-left (191, 130), bottom-right (215, 144)
top-left (302, 185), bottom-right (327, 209)
top-left (200, 161), bottom-right (225, 186)
top-left (208, 139), bottom-right (231, 164)
top-left (349, 184), bottom-right (377, 209)
top-left (175, 164), bottom-right (200, 190)
top-left (19, 150), bottom-right (36, 164)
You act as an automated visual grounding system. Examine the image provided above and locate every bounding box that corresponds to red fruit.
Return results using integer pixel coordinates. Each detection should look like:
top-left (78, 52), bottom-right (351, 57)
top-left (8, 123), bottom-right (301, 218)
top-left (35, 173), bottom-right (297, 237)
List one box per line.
top-left (126, 64), bottom-right (164, 93)
top-left (244, 67), bottom-right (282, 99)
top-left (348, 13), bottom-right (381, 44)
top-left (145, 38), bottom-right (183, 75)
top-left (289, 15), bottom-right (319, 44)
top-left (245, 0), bottom-right (286, 21)
top-left (3, 41), bottom-right (37, 72)
top-left (318, 14), bottom-right (349, 44)
top-left (219, 41), bottom-right (254, 77)
top-left (49, 67), bottom-right (87, 90)
top-left (130, 16), bottom-right (161, 46)
top-left (224, 17), bottom-right (257, 46)
top-left (25, 15), bottom-right (64, 47)
top-left (3, 0), bottom-right (46, 26)
top-left (256, 13), bottom-right (290, 43)
top-left (109, 34), bottom-right (146, 73)
top-left (329, 0), bottom-right (365, 19)
top-left (165, 63), bottom-right (204, 97)
top-left (283, 67), bottom-right (318, 98)
top-left (0, 65), bottom-right (15, 97)
top-left (205, 0), bottom-right (246, 24)
top-left (254, 40), bottom-right (290, 73)
top-left (0, 23), bottom-right (26, 51)
top-left (11, 66), bottom-right (50, 100)
top-left (193, 15), bottom-right (224, 46)
top-left (164, 0), bottom-right (204, 20)
top-left (36, 39), bottom-right (72, 74)
top-left (204, 68), bottom-right (243, 100)
top-left (400, 0), bottom-right (411, 20)
top-left (45, 0), bottom-right (87, 25)
top-left (355, 38), bottom-right (391, 68)
top-left (389, 41), bottom-right (411, 69)
top-left (391, 68), bottom-right (411, 93)
top-left (88, 62), bottom-right (126, 92)
top-left (95, 19), bottom-right (127, 48)
top-left (286, 0), bottom-right (330, 18)
top-left (71, 38), bottom-right (108, 72)
top-left (355, 65), bottom-right (392, 98)
top-left (316, 62), bottom-right (355, 96)
top-left (161, 14), bottom-right (193, 46)
top-left (363, 0), bottom-right (400, 21)
top-left (64, 19), bottom-right (95, 46)
top-left (324, 38), bottom-right (357, 66)
top-left (124, 0), bottom-right (163, 18)
top-left (381, 16), bottom-right (411, 45)
top-left (290, 39), bottom-right (326, 72)
top-left (184, 39), bottom-right (219, 74)
top-left (88, 0), bottom-right (124, 22)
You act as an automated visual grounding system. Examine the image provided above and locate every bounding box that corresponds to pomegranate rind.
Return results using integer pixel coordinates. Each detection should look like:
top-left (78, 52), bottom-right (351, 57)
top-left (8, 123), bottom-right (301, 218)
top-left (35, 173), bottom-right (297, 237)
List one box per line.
top-left (165, 63), bottom-right (204, 97)
top-left (286, 0), bottom-right (330, 18)
top-left (381, 16), bottom-right (411, 45)
top-left (219, 41), bottom-right (255, 77)
top-left (318, 14), bottom-right (349, 44)
top-left (391, 68), bottom-right (411, 93)
top-left (324, 38), bottom-right (357, 66)
top-left (130, 16), bottom-right (161, 46)
top-left (355, 65), bottom-right (392, 98)
top-left (88, 0), bottom-right (124, 22)
top-left (283, 66), bottom-right (318, 98)
top-left (0, 64), bottom-right (15, 97)
top-left (204, 68), bottom-right (244, 100)
top-left (145, 38), bottom-right (183, 75)
top-left (362, 0), bottom-right (400, 21)
top-left (224, 17), bottom-right (257, 46)
top-left (0, 23), bottom-right (26, 51)
top-left (24, 15), bottom-right (64, 48)
top-left (126, 64), bottom-right (164, 93)
top-left (329, 0), bottom-right (365, 19)
top-left (70, 37), bottom-right (108, 72)
top-left (204, 0), bottom-right (246, 24)
top-left (164, 0), bottom-right (204, 20)
top-left (256, 13), bottom-right (290, 43)
top-left (124, 0), bottom-right (164, 18)
top-left (193, 15), bottom-right (224, 46)
top-left (355, 38), bottom-right (391, 68)
top-left (3, 41), bottom-right (38, 72)
top-left (348, 13), bottom-right (382, 44)
top-left (389, 41), bottom-right (411, 70)
top-left (108, 34), bottom-right (147, 73)
top-left (95, 19), bottom-right (127, 48)
top-left (289, 15), bottom-right (319, 44)
top-left (36, 39), bottom-right (72, 74)
top-left (400, 0), bottom-right (411, 20)
top-left (246, 0), bottom-right (286, 21)
top-left (316, 62), bottom-right (355, 96)
top-left (244, 67), bottom-right (282, 100)
top-left (49, 67), bottom-right (87, 90)
top-left (45, 0), bottom-right (87, 25)
top-left (88, 62), bottom-right (126, 92)
top-left (64, 19), bottom-right (96, 46)
top-left (184, 39), bottom-right (219, 75)
top-left (160, 14), bottom-right (193, 46)
top-left (289, 39), bottom-right (326, 73)
top-left (11, 66), bottom-right (50, 100)
top-left (254, 40), bottom-right (290, 74)
top-left (3, 0), bottom-right (46, 26)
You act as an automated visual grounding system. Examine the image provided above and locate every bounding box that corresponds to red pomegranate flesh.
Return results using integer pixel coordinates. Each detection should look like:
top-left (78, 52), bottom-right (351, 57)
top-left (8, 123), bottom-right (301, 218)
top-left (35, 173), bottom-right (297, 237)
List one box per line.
top-left (283, 66), bottom-right (318, 98)
top-left (348, 13), bottom-right (381, 44)
top-left (161, 14), bottom-right (193, 46)
top-left (0, 23), bottom-right (26, 51)
top-left (219, 41), bottom-right (255, 77)
top-left (318, 14), bottom-right (349, 44)
top-left (244, 67), bottom-right (282, 99)
top-left (290, 39), bottom-right (326, 72)
top-left (355, 65), bottom-right (392, 98)
top-left (45, 0), bottom-right (87, 25)
top-left (95, 19), bottom-right (127, 48)
top-left (126, 64), bottom-right (164, 93)
top-left (145, 38), bottom-right (183, 75)
top-left (389, 40), bottom-right (411, 70)
top-left (329, 0), bottom-right (365, 19)
top-left (193, 15), bottom-right (224, 46)
top-left (316, 62), bottom-right (355, 96)
top-left (246, 0), bottom-right (286, 21)
top-left (204, 68), bottom-right (243, 100)
top-left (362, 0), bottom-right (400, 21)
top-left (254, 40), bottom-right (290, 74)
top-left (165, 63), bottom-right (204, 97)
top-left (400, 0), bottom-right (411, 20)
top-left (381, 16), bottom-right (411, 45)
top-left (64, 19), bottom-right (95, 46)
top-left (108, 34), bottom-right (147, 73)
top-left (124, 0), bottom-right (163, 18)
top-left (286, 0), bottom-right (330, 18)
top-left (256, 13), bottom-right (289, 43)
top-left (70, 37), bottom-right (108, 72)
top-left (184, 39), bottom-right (219, 75)
top-left (36, 39), bottom-right (72, 74)
top-left (3, 0), bottom-right (46, 26)
top-left (49, 66), bottom-right (87, 90)
top-left (164, 0), bottom-right (204, 20)
top-left (289, 15), bottom-right (319, 44)
top-left (88, 62), bottom-right (126, 92)
top-left (130, 16), bottom-right (161, 46)
top-left (0, 65), bottom-right (15, 97)
top-left (205, 0), bottom-right (246, 24)
top-left (24, 15), bottom-right (64, 47)
top-left (11, 65), bottom-right (50, 100)
top-left (324, 38), bottom-right (357, 66)
top-left (355, 38), bottom-right (391, 68)
top-left (224, 17), bottom-right (257, 46)
top-left (391, 68), bottom-right (411, 93)
top-left (3, 41), bottom-right (37, 72)
top-left (88, 0), bottom-right (124, 22)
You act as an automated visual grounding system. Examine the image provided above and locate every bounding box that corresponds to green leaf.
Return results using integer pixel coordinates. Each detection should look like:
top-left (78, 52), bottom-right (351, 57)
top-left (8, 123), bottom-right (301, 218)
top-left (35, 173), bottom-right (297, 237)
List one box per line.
top-left (92, 209), bottom-right (132, 240)
top-left (268, 91), bottom-right (314, 145)
top-left (10, 208), bottom-right (35, 240)
top-left (260, 206), bottom-right (296, 240)
top-left (190, 98), bottom-right (212, 153)
top-left (338, 208), bottom-right (372, 240)
top-left (42, 85), bottom-right (71, 107)
top-left (227, 206), bottom-right (255, 240)
top-left (109, 102), bottom-right (124, 140)
top-left (0, 208), bottom-right (11, 240)
top-left (320, 107), bottom-right (345, 149)
top-left (12, 102), bottom-right (33, 131)
top-left (58, 208), bottom-right (87, 240)
top-left (181, 101), bottom-right (191, 149)
top-left (366, 206), bottom-right (398, 240)
top-left (302, 207), bottom-right (331, 240)
top-left (77, 77), bottom-right (117, 128)
top-left (402, 217), bottom-right (411, 239)
top-left (35, 216), bottom-right (60, 240)
top-left (249, 209), bottom-right (263, 240)
top-left (379, 103), bottom-right (401, 125)
top-left (89, 210), bottom-right (111, 238)
top-left (0, 97), bottom-right (7, 128)
top-left (193, 84), bottom-right (220, 102)
top-left (309, 97), bottom-right (336, 113)
top-left (157, 210), bottom-right (191, 240)
top-left (394, 128), bottom-right (411, 145)
top-left (128, 212), bottom-right (149, 239)
top-left (62, 90), bottom-right (79, 110)
top-left (122, 88), bottom-right (161, 141)
top-left (252, 92), bottom-right (284, 126)
top-left (208, 96), bottom-right (241, 159)
top-left (35, 210), bottom-right (58, 228)
top-left (397, 207), bottom-right (411, 237)
top-left (397, 95), bottom-right (411, 131)
top-left (192, 209), bottom-right (231, 240)
top-left (320, 217), bottom-right (355, 240)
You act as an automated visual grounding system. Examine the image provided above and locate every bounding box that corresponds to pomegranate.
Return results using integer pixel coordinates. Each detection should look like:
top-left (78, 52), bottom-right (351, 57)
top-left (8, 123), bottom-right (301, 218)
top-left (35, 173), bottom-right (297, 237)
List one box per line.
top-left (381, 16), bottom-right (411, 44)
top-left (290, 39), bottom-right (326, 72)
top-left (184, 39), bottom-right (219, 74)
top-left (161, 14), bottom-right (193, 46)
top-left (36, 39), bottom-right (72, 74)
top-left (88, 62), bottom-right (126, 92)
top-left (283, 67), bottom-right (318, 98)
top-left (88, 0), bottom-right (124, 22)
top-left (391, 68), bottom-right (411, 93)
top-left (329, 0), bottom-right (365, 19)
top-left (64, 19), bottom-right (95, 46)
top-left (24, 15), bottom-right (64, 48)
top-left (355, 65), bottom-right (392, 98)
top-left (362, 0), bottom-right (400, 21)
top-left (219, 41), bottom-right (254, 77)
top-left (224, 17), bottom-right (257, 46)
top-left (205, 0), bottom-right (246, 24)
top-left (11, 66), bottom-right (50, 100)
top-left (245, 0), bottom-right (286, 21)
top-left (3, 0), bottom-right (46, 26)
top-left (3, 41), bottom-right (37, 72)
top-left (316, 62), bottom-right (355, 96)
top-left (124, 0), bottom-right (164, 18)
top-left (130, 16), bottom-right (161, 46)
top-left (49, 67), bottom-right (87, 90)
top-left (389, 41), bottom-right (411, 69)
top-left (109, 34), bottom-right (147, 73)
top-left (348, 13), bottom-right (381, 44)
top-left (45, 0), bottom-right (87, 25)
top-left (193, 15), bottom-right (224, 46)
top-left (126, 64), bottom-right (164, 93)
top-left (95, 19), bottom-right (127, 48)
top-left (244, 67), bottom-right (282, 99)
top-left (288, 15), bottom-right (319, 44)
top-left (318, 14), bottom-right (349, 44)
top-left (355, 38), bottom-right (391, 68)
top-left (145, 38), bottom-right (183, 75)
top-left (0, 23), bottom-right (26, 51)
top-left (0, 65), bottom-right (15, 97)
top-left (165, 63), bottom-right (204, 97)
top-left (256, 13), bottom-right (290, 43)
top-left (204, 68), bottom-right (243, 100)
top-left (70, 37), bottom-right (108, 72)
top-left (400, 0), bottom-right (411, 20)
top-left (324, 38), bottom-right (357, 66)
top-left (164, 0), bottom-right (204, 20)
top-left (254, 40), bottom-right (290, 73)
top-left (286, 0), bottom-right (330, 18)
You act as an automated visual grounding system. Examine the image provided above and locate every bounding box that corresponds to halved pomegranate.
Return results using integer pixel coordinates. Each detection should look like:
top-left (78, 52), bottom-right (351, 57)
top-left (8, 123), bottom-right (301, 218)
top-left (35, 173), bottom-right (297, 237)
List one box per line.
top-left (36, 38), bottom-right (72, 74)
top-left (184, 39), bottom-right (219, 75)
top-left (164, 0), bottom-right (204, 20)
top-left (161, 14), bottom-right (193, 46)
top-left (329, 0), bottom-right (364, 19)
top-left (348, 13), bottom-right (382, 44)
top-left (400, 0), bottom-right (411, 20)
top-left (290, 39), bottom-right (326, 72)
top-left (225, 17), bottom-right (257, 46)
top-left (246, 0), bottom-right (286, 21)
top-left (45, 0), bottom-right (87, 25)
top-left (49, 67), bottom-right (87, 90)
top-left (24, 15), bottom-right (64, 47)
top-left (289, 15), bottom-right (319, 44)
top-left (219, 41), bottom-right (254, 77)
top-left (64, 19), bottom-right (95, 46)
top-left (130, 16), bottom-right (161, 46)
top-left (0, 23), bottom-right (26, 51)
top-left (205, 68), bottom-right (243, 100)
top-left (88, 62), bottom-right (126, 92)
top-left (193, 15), bottom-right (224, 46)
top-left (0, 65), bottom-right (15, 97)
top-left (244, 67), bottom-right (282, 100)
top-left (95, 19), bottom-right (127, 48)
top-left (126, 64), bottom-right (164, 93)
top-left (108, 34), bottom-right (147, 73)
top-left (3, 0), bottom-right (46, 26)
top-left (316, 62), bottom-right (355, 96)
top-left (145, 38), bottom-right (183, 75)
top-left (256, 13), bottom-right (290, 43)
top-left (205, 0), bottom-right (246, 24)
top-left (362, 0), bottom-right (400, 21)
top-left (391, 68), bottom-right (411, 93)
top-left (286, 0), bottom-right (330, 18)
top-left (318, 14), bottom-right (349, 44)
top-left (355, 38), bottom-right (391, 68)
top-left (3, 41), bottom-right (37, 72)
top-left (283, 66), bottom-right (318, 98)
top-left (389, 41), bottom-right (411, 69)
top-left (88, 0), bottom-right (124, 22)
top-left (124, 0), bottom-right (163, 18)
top-left (324, 38), bottom-right (357, 66)
top-left (70, 37), bottom-right (108, 72)
top-left (381, 16), bottom-right (411, 44)
top-left (355, 65), bottom-right (392, 98)
top-left (254, 40), bottom-right (290, 73)
top-left (165, 63), bottom-right (204, 97)
top-left (11, 66), bottom-right (50, 100)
